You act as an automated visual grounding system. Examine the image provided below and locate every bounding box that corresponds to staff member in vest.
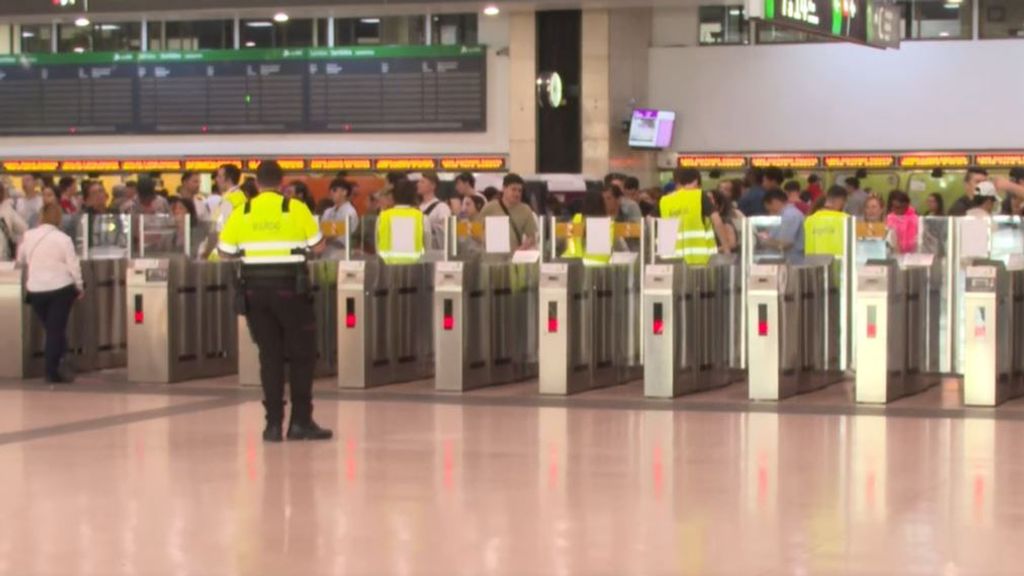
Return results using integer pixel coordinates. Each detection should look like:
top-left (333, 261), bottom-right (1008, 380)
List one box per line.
top-left (218, 161), bottom-right (331, 443)
top-left (659, 168), bottom-right (724, 265)
top-left (202, 163), bottom-right (246, 260)
top-left (378, 179), bottom-right (430, 264)
top-left (18, 204), bottom-right (82, 384)
top-left (417, 171), bottom-right (451, 251)
top-left (804, 185), bottom-right (849, 258)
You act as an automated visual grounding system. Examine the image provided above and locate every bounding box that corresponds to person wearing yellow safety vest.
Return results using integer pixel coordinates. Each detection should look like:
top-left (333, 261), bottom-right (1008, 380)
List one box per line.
top-left (659, 168), bottom-right (726, 266)
top-left (377, 178), bottom-right (432, 264)
top-left (200, 163), bottom-right (248, 260)
top-left (218, 160), bottom-right (332, 443)
top-left (562, 188), bottom-right (615, 265)
top-left (804, 185), bottom-right (849, 258)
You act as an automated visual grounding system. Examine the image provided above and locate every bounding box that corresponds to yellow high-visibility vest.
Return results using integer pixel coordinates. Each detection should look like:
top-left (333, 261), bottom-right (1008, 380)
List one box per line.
top-left (218, 192), bottom-right (322, 265)
top-left (804, 209), bottom-right (848, 258)
top-left (659, 188), bottom-right (716, 265)
top-left (377, 206), bottom-right (425, 265)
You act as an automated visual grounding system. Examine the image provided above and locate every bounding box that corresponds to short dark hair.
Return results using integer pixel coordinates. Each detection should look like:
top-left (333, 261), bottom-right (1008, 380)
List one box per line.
top-left (393, 179), bottom-right (418, 205)
top-left (218, 164), bottom-right (242, 186)
top-left (673, 168), bottom-right (701, 187)
top-left (966, 166), bottom-right (989, 181)
top-left (420, 171), bottom-right (440, 186)
top-left (503, 173), bottom-right (525, 188)
top-left (483, 186), bottom-right (500, 201)
top-left (256, 160), bottom-right (284, 189)
top-left (329, 178), bottom-right (353, 196)
top-left (808, 174), bottom-right (820, 184)
top-left (241, 177), bottom-right (259, 199)
top-left (763, 189), bottom-right (788, 205)
top-left (470, 196), bottom-right (485, 213)
top-left (603, 172), bottom-right (626, 186)
top-left (888, 189), bottom-right (910, 208)
top-left (604, 184), bottom-right (623, 199)
top-left (182, 171), bottom-right (198, 182)
top-left (386, 172), bottom-right (409, 186)
top-left (783, 180), bottom-right (802, 193)
top-left (623, 176), bottom-right (640, 191)
top-left (1010, 168), bottom-right (1024, 182)
top-left (138, 176), bottom-right (157, 201)
top-left (746, 167), bottom-right (765, 185)
top-left (455, 172), bottom-right (476, 187)
top-left (844, 177), bottom-right (861, 189)
top-left (763, 167), bottom-right (785, 185)
top-left (827, 185), bottom-right (848, 201)
top-left (58, 176), bottom-right (76, 193)
top-left (124, 180), bottom-right (138, 189)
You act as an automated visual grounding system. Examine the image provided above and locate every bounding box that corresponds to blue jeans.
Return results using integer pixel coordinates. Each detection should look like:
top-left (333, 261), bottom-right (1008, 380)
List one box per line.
top-left (29, 285), bottom-right (77, 381)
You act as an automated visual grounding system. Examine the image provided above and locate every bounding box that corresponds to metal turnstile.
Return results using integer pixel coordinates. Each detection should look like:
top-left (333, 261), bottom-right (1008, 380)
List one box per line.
top-left (747, 262), bottom-right (843, 400)
top-left (855, 261), bottom-right (940, 403)
top-left (238, 260), bottom-right (338, 386)
top-left (962, 261), bottom-right (1024, 406)
top-left (538, 260), bottom-right (641, 395)
top-left (337, 259), bottom-right (434, 388)
top-left (434, 259), bottom-right (539, 391)
top-left (0, 259), bottom-right (127, 379)
top-left (126, 258), bottom-right (238, 383)
top-left (642, 260), bottom-right (744, 398)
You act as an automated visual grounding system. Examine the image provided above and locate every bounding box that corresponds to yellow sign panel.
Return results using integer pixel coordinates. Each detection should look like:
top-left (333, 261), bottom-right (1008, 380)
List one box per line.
top-left (247, 159), bottom-right (306, 171)
top-left (59, 160), bottom-right (122, 173)
top-left (975, 153), bottom-right (1024, 168)
top-left (749, 155), bottom-right (820, 169)
top-left (898, 154), bottom-right (970, 169)
top-left (677, 155), bottom-right (747, 169)
top-left (375, 157), bottom-right (437, 171)
top-left (822, 155), bottom-right (896, 169)
top-left (439, 157), bottom-right (507, 172)
top-left (121, 160), bottom-right (183, 172)
top-left (309, 158), bottom-right (374, 171)
top-left (184, 159), bottom-right (242, 171)
top-left (2, 160), bottom-right (60, 172)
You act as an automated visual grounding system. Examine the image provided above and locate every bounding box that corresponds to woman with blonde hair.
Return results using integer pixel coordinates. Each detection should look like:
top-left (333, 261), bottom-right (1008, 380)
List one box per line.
top-left (17, 203), bottom-right (82, 383)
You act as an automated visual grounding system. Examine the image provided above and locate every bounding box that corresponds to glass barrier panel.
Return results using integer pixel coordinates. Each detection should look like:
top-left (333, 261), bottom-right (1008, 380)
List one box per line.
top-left (990, 215), bottom-right (1024, 264)
top-left (81, 214), bottom-right (132, 260)
top-left (746, 216), bottom-right (785, 263)
top-left (136, 214), bottom-right (189, 259)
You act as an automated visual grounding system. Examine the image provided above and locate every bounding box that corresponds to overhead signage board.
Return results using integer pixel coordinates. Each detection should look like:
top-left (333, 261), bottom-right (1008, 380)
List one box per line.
top-left (749, 155), bottom-right (821, 169)
top-left (823, 154), bottom-right (896, 169)
top-left (753, 0), bottom-right (899, 49)
top-left (898, 154), bottom-right (971, 169)
top-left (974, 153), bottom-right (1024, 168)
top-left (677, 155), bottom-right (747, 169)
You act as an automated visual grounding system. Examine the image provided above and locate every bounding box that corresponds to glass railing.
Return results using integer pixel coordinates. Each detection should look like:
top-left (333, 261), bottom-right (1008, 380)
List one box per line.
top-left (79, 214), bottom-right (132, 260)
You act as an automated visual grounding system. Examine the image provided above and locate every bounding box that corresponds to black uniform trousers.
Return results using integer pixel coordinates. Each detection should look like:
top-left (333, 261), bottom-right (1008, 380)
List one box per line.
top-left (244, 282), bottom-right (317, 424)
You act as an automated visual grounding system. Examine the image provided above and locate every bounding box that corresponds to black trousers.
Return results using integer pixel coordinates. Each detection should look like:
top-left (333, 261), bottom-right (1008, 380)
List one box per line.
top-left (244, 286), bottom-right (317, 424)
top-left (29, 285), bottom-right (77, 381)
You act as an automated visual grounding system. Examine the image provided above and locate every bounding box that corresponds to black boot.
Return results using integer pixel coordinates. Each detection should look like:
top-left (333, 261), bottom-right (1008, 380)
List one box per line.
top-left (287, 420), bottom-right (333, 441)
top-left (263, 401), bottom-right (284, 443)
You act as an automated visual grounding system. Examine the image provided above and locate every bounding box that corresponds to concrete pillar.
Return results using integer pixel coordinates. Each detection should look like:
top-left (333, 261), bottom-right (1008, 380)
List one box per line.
top-left (507, 12), bottom-right (537, 174)
top-left (581, 10), bottom-right (611, 177)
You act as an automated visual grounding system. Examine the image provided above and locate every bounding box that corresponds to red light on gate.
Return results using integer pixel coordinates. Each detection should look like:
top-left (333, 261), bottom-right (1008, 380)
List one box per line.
top-left (547, 302), bottom-right (558, 333)
top-left (867, 324), bottom-right (877, 339)
top-left (134, 311), bottom-right (144, 324)
top-left (345, 297), bottom-right (356, 328)
top-left (653, 319), bottom-right (664, 335)
top-left (345, 313), bottom-right (356, 329)
top-left (758, 321), bottom-right (769, 337)
top-left (548, 318), bottom-right (558, 333)
top-left (443, 316), bottom-right (454, 331)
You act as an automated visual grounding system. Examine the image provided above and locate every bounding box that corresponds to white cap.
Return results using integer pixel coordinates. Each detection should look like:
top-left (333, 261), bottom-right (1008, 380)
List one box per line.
top-left (976, 180), bottom-right (1000, 200)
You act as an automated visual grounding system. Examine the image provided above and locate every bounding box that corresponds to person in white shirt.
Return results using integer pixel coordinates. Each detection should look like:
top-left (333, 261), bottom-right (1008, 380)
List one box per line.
top-left (178, 171), bottom-right (211, 222)
top-left (0, 182), bottom-right (28, 260)
top-left (417, 171), bottom-right (451, 251)
top-left (17, 204), bottom-right (83, 383)
top-left (16, 173), bottom-right (44, 228)
top-left (321, 178), bottom-right (359, 257)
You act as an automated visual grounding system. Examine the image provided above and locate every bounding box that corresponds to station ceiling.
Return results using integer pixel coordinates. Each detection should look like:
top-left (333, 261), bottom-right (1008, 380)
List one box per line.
top-left (0, 0), bottom-right (730, 18)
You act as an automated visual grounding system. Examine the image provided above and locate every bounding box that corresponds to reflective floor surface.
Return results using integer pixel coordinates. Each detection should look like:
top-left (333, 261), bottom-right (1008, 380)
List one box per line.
top-left (2, 376), bottom-right (1024, 575)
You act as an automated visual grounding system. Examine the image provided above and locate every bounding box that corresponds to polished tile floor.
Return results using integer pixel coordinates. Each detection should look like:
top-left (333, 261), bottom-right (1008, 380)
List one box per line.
top-left (2, 376), bottom-right (1024, 575)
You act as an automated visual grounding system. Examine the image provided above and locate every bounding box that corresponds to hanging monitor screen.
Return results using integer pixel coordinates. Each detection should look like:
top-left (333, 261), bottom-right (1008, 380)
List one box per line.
top-left (758, 0), bottom-right (897, 48)
top-left (628, 109), bottom-right (675, 150)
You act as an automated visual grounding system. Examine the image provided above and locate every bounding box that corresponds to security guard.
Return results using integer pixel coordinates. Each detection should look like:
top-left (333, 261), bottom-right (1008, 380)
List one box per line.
top-left (804, 185), bottom-right (849, 258)
top-left (204, 163), bottom-right (248, 261)
top-left (219, 161), bottom-right (332, 442)
top-left (377, 179), bottom-right (430, 264)
top-left (659, 168), bottom-right (723, 265)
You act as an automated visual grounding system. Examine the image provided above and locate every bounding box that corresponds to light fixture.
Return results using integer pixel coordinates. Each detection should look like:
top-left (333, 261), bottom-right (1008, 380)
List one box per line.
top-left (73, 46), bottom-right (85, 53)
top-left (99, 24), bottom-right (121, 31)
top-left (245, 21), bottom-right (274, 28)
top-left (483, 5), bottom-right (500, 16)
top-left (273, 12), bottom-right (289, 23)
top-left (360, 18), bottom-right (381, 24)
top-left (728, 8), bottom-right (741, 16)
top-left (939, 31), bottom-right (951, 37)
top-left (74, 17), bottom-right (90, 27)
top-left (245, 41), bottom-right (256, 47)
top-left (21, 31), bottom-right (35, 38)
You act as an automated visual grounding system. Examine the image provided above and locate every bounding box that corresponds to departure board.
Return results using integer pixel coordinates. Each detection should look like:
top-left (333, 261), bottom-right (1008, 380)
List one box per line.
top-left (758, 0), bottom-right (899, 49)
top-left (0, 45), bottom-right (486, 135)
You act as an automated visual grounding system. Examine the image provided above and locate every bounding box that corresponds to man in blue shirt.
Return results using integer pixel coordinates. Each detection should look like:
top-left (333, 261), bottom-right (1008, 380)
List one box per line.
top-left (738, 167), bottom-right (784, 217)
top-left (759, 189), bottom-right (805, 262)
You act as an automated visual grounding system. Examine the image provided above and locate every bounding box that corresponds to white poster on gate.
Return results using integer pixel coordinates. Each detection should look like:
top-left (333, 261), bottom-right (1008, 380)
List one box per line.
top-left (585, 217), bottom-right (613, 256)
top-left (485, 216), bottom-right (512, 254)
top-left (656, 218), bottom-right (679, 258)
top-left (391, 216), bottom-right (417, 254)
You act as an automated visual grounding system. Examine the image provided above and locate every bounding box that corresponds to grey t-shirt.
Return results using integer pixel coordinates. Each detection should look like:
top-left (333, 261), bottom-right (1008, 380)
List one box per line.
top-left (845, 189), bottom-right (868, 217)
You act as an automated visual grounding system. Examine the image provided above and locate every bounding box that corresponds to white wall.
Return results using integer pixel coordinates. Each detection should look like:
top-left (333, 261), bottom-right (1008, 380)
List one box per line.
top-left (648, 38), bottom-right (1024, 153)
top-left (0, 14), bottom-right (510, 159)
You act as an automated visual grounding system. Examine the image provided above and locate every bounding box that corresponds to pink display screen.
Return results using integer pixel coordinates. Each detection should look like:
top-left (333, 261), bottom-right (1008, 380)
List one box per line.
top-left (628, 109), bottom-right (675, 149)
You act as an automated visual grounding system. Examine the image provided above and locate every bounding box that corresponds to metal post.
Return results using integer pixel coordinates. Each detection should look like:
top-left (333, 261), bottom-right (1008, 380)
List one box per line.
top-left (82, 216), bottom-right (90, 260)
top-left (126, 215), bottom-right (133, 260)
top-left (141, 17), bottom-right (148, 51)
top-left (425, 14), bottom-right (433, 45)
top-left (638, 217), bottom-right (646, 363)
top-left (233, 17), bottom-right (240, 50)
top-left (139, 216), bottom-right (145, 258)
top-left (327, 16), bottom-right (335, 47)
top-left (344, 213), bottom-right (351, 262)
top-left (185, 215), bottom-right (192, 259)
top-left (443, 216), bottom-right (450, 262)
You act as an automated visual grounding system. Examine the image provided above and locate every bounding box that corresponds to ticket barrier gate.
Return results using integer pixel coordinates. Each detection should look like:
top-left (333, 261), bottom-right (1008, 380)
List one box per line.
top-left (0, 259), bottom-right (127, 379)
top-left (962, 261), bottom-right (1024, 407)
top-left (337, 260), bottom-right (434, 388)
top-left (642, 260), bottom-right (744, 398)
top-left (238, 260), bottom-right (339, 386)
top-left (538, 260), bottom-right (641, 395)
top-left (434, 259), bottom-right (539, 391)
top-left (747, 262), bottom-right (843, 400)
top-left (126, 259), bottom-right (238, 383)
top-left (854, 261), bottom-right (940, 403)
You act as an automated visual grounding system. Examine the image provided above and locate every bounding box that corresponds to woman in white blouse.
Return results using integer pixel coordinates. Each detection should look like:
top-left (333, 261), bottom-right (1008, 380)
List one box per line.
top-left (17, 204), bottom-right (83, 383)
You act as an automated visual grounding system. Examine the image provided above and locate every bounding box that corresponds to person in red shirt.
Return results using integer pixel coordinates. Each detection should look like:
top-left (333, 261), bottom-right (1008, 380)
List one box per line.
top-left (806, 174), bottom-right (823, 203)
top-left (784, 180), bottom-right (810, 215)
top-left (57, 176), bottom-right (79, 215)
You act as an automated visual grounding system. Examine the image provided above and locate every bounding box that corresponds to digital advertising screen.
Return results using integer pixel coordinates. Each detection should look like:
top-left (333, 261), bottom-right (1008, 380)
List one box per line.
top-left (628, 109), bottom-right (676, 150)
